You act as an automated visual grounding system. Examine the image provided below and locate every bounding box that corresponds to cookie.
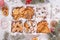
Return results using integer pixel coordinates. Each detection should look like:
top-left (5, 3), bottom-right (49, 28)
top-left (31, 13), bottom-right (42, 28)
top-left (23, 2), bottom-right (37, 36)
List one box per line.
top-left (2, 6), bottom-right (8, 16)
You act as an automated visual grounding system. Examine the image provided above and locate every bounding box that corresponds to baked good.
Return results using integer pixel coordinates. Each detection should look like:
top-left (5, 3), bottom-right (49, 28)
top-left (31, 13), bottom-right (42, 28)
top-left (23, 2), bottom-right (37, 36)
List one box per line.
top-left (2, 6), bottom-right (8, 16)
top-left (12, 6), bottom-right (34, 20)
top-left (36, 20), bottom-right (50, 33)
top-left (12, 7), bottom-right (20, 20)
top-left (24, 22), bottom-right (30, 33)
top-left (32, 37), bottom-right (38, 40)
top-left (11, 21), bottom-right (23, 33)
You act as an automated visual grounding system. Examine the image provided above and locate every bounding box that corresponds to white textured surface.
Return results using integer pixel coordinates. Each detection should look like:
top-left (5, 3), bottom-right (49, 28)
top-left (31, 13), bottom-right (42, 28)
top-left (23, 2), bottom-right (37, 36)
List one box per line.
top-left (0, 0), bottom-right (60, 40)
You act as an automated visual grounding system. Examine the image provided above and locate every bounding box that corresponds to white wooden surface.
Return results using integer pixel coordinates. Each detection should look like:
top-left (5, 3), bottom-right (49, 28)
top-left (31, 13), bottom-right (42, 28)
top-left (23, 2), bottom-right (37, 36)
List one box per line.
top-left (0, 0), bottom-right (60, 40)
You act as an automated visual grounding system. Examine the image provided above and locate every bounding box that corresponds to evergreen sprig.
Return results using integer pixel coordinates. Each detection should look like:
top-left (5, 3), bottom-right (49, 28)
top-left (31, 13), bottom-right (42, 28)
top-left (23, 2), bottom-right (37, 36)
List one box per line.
top-left (39, 0), bottom-right (44, 3)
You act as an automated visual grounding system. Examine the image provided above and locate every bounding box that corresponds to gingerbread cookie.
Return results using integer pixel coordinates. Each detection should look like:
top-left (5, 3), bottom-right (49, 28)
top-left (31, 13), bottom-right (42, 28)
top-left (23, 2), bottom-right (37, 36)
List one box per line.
top-left (24, 21), bottom-right (30, 33)
top-left (12, 6), bottom-right (34, 20)
top-left (2, 6), bottom-right (8, 16)
top-left (11, 21), bottom-right (23, 33)
top-left (36, 20), bottom-right (50, 33)
top-left (32, 37), bottom-right (38, 40)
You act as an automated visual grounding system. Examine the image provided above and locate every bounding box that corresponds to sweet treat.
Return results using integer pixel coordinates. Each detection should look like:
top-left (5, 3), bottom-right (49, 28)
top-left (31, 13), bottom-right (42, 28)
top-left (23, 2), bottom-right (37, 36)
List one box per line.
top-left (24, 22), bottom-right (30, 33)
top-left (36, 20), bottom-right (50, 33)
top-left (32, 37), bottom-right (38, 40)
top-left (24, 20), bottom-right (35, 33)
top-left (2, 6), bottom-right (8, 16)
top-left (12, 7), bottom-right (20, 20)
top-left (12, 6), bottom-right (34, 20)
top-left (25, 6), bottom-right (34, 19)
top-left (11, 21), bottom-right (23, 33)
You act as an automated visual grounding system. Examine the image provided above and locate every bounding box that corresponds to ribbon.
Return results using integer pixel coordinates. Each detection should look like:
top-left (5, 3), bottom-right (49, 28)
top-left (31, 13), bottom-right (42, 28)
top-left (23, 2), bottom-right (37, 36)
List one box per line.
top-left (26, 0), bottom-right (32, 4)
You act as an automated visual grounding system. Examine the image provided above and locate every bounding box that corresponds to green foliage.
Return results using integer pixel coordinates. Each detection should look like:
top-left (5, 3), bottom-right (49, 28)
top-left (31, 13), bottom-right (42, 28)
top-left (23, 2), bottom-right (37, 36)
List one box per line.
top-left (39, 0), bottom-right (44, 3)
top-left (55, 21), bottom-right (60, 34)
